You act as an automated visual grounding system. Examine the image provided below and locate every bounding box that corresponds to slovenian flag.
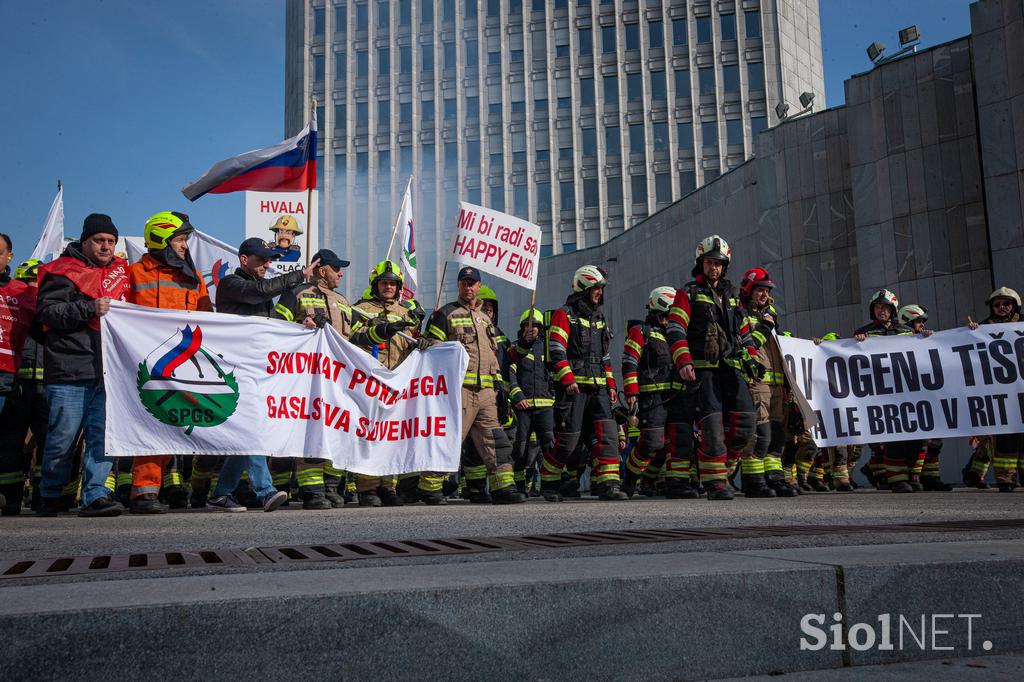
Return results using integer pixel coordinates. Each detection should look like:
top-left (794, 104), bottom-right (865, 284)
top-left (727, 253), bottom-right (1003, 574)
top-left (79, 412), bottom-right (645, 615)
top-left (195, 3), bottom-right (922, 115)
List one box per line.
top-left (181, 108), bottom-right (317, 201)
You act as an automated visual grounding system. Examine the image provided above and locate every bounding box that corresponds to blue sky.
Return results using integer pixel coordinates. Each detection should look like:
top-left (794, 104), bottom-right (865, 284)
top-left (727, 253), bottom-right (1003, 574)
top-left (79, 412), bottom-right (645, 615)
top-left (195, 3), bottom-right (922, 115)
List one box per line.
top-left (2, 0), bottom-right (974, 258)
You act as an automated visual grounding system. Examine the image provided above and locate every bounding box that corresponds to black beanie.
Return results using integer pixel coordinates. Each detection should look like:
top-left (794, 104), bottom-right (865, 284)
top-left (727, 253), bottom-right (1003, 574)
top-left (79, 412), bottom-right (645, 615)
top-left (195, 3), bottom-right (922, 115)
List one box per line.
top-left (81, 213), bottom-right (119, 241)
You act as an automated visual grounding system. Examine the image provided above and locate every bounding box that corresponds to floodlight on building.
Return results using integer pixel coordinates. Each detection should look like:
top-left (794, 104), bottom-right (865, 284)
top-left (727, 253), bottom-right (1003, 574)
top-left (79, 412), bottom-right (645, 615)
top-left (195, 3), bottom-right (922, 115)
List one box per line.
top-left (799, 91), bottom-right (815, 109)
top-left (775, 101), bottom-right (790, 121)
top-left (867, 41), bottom-right (886, 63)
top-left (898, 25), bottom-right (920, 47)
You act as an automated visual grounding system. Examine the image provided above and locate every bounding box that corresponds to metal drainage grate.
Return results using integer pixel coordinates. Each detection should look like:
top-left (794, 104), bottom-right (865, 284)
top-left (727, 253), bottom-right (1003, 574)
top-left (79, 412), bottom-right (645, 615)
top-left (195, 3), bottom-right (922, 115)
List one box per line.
top-left (2, 518), bottom-right (1023, 581)
top-left (0, 549), bottom-right (255, 580)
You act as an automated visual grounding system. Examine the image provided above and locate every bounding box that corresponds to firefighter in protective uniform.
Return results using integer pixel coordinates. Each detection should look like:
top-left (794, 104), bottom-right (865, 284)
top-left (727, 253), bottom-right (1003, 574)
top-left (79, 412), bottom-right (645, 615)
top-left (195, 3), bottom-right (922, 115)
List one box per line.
top-left (348, 260), bottom-right (429, 506)
top-left (739, 268), bottom-right (797, 497)
top-left (508, 308), bottom-right (555, 494)
top-left (853, 289), bottom-right (919, 493)
top-left (620, 286), bottom-right (700, 498)
top-left (966, 287), bottom-right (1023, 492)
top-left (666, 235), bottom-right (771, 501)
top-left (128, 212), bottom-right (213, 513)
top-left (458, 285), bottom-right (518, 501)
top-left (539, 265), bottom-right (627, 501)
top-left (273, 249), bottom-right (353, 509)
top-left (898, 304), bottom-right (952, 491)
top-left (423, 267), bottom-right (526, 504)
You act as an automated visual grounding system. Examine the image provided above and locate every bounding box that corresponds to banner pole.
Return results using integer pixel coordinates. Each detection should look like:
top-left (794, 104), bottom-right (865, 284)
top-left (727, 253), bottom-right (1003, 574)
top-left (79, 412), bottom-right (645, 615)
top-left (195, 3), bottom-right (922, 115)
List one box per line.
top-left (386, 175), bottom-right (413, 261)
top-left (434, 260), bottom-right (449, 315)
top-left (305, 98), bottom-right (316, 268)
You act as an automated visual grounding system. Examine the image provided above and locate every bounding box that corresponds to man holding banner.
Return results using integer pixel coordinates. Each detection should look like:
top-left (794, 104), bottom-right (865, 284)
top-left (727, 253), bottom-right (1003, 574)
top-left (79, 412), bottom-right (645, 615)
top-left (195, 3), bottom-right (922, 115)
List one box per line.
top-left (424, 267), bottom-right (525, 505)
top-left (852, 290), bottom-right (919, 494)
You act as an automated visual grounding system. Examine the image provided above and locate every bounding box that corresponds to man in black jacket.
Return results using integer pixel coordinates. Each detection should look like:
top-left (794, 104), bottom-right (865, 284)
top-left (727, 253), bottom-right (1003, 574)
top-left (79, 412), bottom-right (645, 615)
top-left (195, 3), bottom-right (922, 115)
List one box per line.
top-left (36, 214), bottom-right (129, 517)
top-left (198, 238), bottom-right (318, 512)
top-left (215, 237), bottom-right (317, 316)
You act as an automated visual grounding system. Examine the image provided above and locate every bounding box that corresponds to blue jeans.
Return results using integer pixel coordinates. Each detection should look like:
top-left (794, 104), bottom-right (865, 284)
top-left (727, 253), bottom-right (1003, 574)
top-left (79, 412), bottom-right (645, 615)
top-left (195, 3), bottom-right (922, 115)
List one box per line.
top-left (40, 382), bottom-right (113, 506)
top-left (212, 456), bottom-right (276, 500)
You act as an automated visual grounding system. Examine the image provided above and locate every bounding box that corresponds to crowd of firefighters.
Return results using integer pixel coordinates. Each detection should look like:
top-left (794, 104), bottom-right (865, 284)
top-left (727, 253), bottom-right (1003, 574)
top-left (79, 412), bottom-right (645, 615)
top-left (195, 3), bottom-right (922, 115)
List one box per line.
top-left (0, 214), bottom-right (1021, 517)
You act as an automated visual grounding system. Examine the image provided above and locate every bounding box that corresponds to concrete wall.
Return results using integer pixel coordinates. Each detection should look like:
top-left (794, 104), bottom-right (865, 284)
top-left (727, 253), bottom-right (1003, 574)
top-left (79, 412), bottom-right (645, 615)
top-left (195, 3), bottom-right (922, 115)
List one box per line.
top-left (972, 0), bottom-right (1024, 287)
top-left (846, 37), bottom-right (991, 334)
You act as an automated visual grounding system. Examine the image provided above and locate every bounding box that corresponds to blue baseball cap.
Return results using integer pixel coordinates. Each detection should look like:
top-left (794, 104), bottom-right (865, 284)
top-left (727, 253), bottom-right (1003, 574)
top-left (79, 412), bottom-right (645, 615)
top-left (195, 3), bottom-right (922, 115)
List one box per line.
top-left (457, 266), bottom-right (481, 282)
top-left (238, 237), bottom-right (280, 259)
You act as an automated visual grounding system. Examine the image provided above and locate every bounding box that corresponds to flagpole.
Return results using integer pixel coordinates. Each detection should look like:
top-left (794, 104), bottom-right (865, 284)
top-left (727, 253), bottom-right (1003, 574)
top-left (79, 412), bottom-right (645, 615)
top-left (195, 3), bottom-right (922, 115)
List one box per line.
top-left (385, 175), bottom-right (413, 261)
top-left (305, 98), bottom-right (316, 268)
top-left (434, 260), bottom-right (449, 315)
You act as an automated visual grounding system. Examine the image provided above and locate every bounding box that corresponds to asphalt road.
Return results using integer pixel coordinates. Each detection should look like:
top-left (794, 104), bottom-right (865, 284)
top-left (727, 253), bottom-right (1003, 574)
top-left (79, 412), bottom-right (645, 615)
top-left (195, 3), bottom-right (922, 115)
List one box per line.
top-left (2, 488), bottom-right (1022, 563)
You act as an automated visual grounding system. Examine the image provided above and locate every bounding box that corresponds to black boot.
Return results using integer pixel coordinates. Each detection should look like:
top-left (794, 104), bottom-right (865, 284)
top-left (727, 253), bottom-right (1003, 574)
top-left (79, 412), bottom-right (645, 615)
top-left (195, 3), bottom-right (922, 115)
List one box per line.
top-left (419, 490), bottom-right (447, 505)
top-left (302, 492), bottom-right (333, 509)
top-left (742, 475), bottom-right (777, 498)
top-left (765, 474), bottom-right (798, 497)
top-left (890, 481), bottom-right (914, 493)
top-left (638, 477), bottom-right (660, 497)
top-left (908, 475), bottom-right (923, 492)
top-left (324, 486), bottom-right (346, 508)
top-left (807, 476), bottom-right (830, 493)
top-left (796, 473), bottom-right (813, 492)
top-left (377, 487), bottom-right (405, 506)
top-left (358, 491), bottom-right (382, 507)
top-left (491, 486), bottom-right (528, 504)
top-left (130, 493), bottom-right (169, 514)
top-left (165, 486), bottom-right (190, 509)
top-left (540, 484), bottom-right (563, 502)
top-left (664, 478), bottom-right (700, 499)
top-left (397, 476), bottom-right (421, 503)
top-left (620, 471), bottom-right (639, 498)
top-left (599, 481), bottom-right (630, 501)
top-left (466, 484), bottom-right (492, 503)
top-left (998, 482), bottom-right (1017, 493)
top-left (705, 482), bottom-right (734, 501)
top-left (920, 476), bottom-right (952, 492)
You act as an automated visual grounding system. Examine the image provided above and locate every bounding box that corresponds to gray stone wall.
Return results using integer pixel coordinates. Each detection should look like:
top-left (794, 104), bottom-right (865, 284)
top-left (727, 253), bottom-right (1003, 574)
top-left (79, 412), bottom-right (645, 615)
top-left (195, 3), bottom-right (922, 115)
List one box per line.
top-left (972, 0), bottom-right (1024, 291)
top-left (846, 37), bottom-right (991, 334)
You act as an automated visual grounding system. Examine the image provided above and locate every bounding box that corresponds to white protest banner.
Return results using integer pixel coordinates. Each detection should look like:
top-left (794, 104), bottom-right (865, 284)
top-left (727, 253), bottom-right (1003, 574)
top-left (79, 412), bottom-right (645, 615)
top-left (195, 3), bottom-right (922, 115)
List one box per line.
top-left (776, 324), bottom-right (1024, 447)
top-left (449, 202), bottom-right (541, 289)
top-left (245, 190), bottom-right (318, 274)
top-left (101, 301), bottom-right (467, 474)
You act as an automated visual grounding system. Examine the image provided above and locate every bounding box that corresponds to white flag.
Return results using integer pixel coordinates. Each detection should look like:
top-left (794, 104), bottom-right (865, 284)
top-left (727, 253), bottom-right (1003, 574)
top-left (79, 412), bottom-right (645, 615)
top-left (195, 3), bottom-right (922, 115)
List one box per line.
top-left (101, 301), bottom-right (468, 474)
top-left (397, 184), bottom-right (417, 296)
top-left (31, 186), bottom-right (64, 262)
top-left (123, 237), bottom-right (146, 263)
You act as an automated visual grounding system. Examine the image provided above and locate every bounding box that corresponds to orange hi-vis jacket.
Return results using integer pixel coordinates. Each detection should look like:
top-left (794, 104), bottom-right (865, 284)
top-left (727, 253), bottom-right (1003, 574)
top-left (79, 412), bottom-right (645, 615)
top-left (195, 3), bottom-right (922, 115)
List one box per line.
top-left (127, 251), bottom-right (212, 499)
top-left (129, 253), bottom-right (213, 312)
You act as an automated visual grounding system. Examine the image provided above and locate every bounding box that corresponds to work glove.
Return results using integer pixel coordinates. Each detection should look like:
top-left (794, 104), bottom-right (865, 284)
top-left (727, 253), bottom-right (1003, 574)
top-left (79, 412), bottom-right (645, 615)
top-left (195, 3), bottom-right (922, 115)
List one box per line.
top-left (380, 320), bottom-right (413, 339)
top-left (743, 355), bottom-right (766, 382)
top-left (416, 336), bottom-right (433, 351)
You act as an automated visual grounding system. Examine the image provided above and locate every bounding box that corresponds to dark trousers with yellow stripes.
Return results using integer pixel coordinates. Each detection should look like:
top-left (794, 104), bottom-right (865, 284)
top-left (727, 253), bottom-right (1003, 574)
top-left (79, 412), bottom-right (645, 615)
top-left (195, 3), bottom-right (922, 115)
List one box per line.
top-left (512, 406), bottom-right (554, 488)
top-left (882, 440), bottom-right (923, 485)
top-left (624, 392), bottom-right (672, 478)
top-left (0, 382), bottom-right (49, 512)
top-left (295, 458), bottom-right (345, 496)
top-left (541, 386), bottom-right (619, 489)
top-left (993, 433), bottom-right (1024, 486)
top-left (694, 367), bottom-right (756, 487)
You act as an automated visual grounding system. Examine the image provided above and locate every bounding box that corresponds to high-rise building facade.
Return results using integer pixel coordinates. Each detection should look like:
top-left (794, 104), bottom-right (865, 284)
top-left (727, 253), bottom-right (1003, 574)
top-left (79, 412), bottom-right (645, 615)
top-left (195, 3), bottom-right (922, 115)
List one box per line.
top-left (285, 0), bottom-right (824, 299)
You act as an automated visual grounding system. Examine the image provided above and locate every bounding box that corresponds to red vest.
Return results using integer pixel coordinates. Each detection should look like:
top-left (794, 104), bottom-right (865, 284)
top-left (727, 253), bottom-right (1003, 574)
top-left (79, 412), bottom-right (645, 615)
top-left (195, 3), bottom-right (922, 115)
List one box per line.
top-left (0, 279), bottom-right (36, 374)
top-left (39, 256), bottom-right (130, 331)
